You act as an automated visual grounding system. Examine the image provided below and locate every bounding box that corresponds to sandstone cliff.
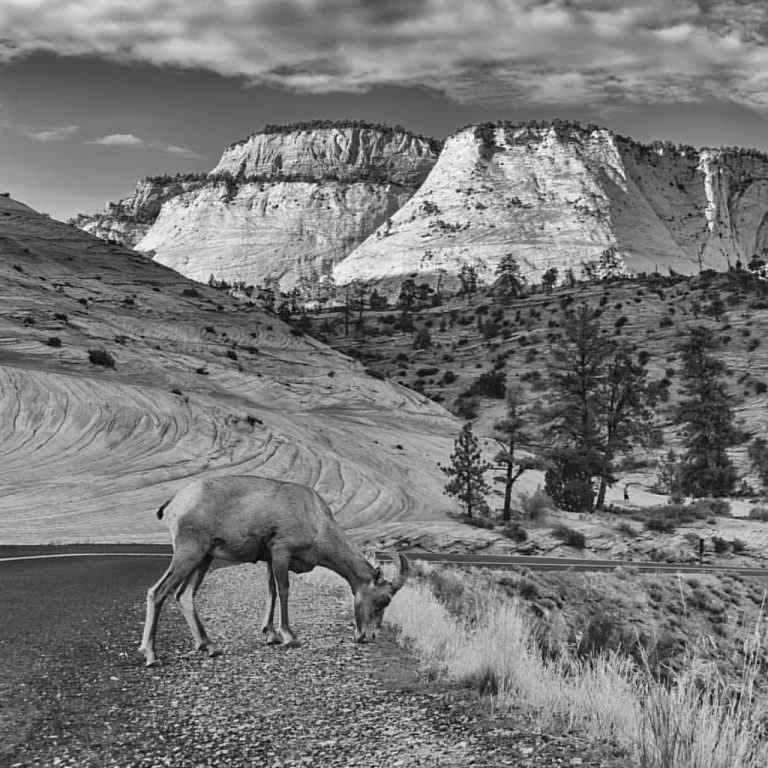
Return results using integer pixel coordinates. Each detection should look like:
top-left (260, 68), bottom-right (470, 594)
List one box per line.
top-left (76, 122), bottom-right (440, 290)
top-left (335, 121), bottom-right (768, 286)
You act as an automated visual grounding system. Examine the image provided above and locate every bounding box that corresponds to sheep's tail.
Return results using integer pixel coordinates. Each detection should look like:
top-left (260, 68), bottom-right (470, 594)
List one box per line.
top-left (156, 497), bottom-right (173, 520)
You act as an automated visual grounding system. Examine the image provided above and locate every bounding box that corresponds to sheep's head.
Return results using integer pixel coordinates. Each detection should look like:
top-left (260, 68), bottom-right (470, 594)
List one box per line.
top-left (353, 554), bottom-right (409, 643)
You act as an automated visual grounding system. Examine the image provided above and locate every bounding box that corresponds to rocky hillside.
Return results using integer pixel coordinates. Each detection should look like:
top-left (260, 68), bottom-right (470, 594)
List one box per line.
top-left (75, 121), bottom-right (441, 291)
top-left (71, 175), bottom-right (205, 247)
top-left (0, 193), bottom-right (460, 543)
top-left (335, 121), bottom-right (768, 287)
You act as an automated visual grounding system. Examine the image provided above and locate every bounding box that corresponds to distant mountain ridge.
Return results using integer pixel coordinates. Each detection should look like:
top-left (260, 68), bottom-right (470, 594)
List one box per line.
top-left (75, 121), bottom-right (440, 289)
top-left (75, 118), bottom-right (768, 291)
top-left (336, 120), bottom-right (768, 286)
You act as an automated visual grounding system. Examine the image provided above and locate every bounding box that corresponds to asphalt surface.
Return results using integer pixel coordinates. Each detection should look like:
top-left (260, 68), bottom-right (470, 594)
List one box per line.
top-left (2, 544), bottom-right (767, 576)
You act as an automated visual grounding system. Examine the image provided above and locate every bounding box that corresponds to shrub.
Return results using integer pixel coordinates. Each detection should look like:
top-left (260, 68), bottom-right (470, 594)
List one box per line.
top-left (182, 287), bottom-right (201, 298)
top-left (416, 366), bottom-right (439, 378)
top-left (731, 538), bottom-right (747, 554)
top-left (712, 536), bottom-right (730, 554)
top-left (502, 522), bottom-right (528, 542)
top-left (660, 316), bottom-right (673, 328)
top-left (551, 525), bottom-right (586, 548)
top-left (465, 369), bottom-right (506, 399)
top-left (454, 396), bottom-right (479, 420)
top-left (694, 498), bottom-right (731, 517)
top-left (195, 366), bottom-right (209, 375)
top-left (46, 336), bottom-right (62, 348)
top-left (748, 505), bottom-right (768, 521)
top-left (442, 370), bottom-right (457, 385)
top-left (226, 349), bottom-right (238, 361)
top-left (87, 348), bottom-right (115, 368)
top-left (645, 516), bottom-right (676, 533)
top-left (519, 488), bottom-right (553, 520)
top-left (615, 521), bottom-right (638, 537)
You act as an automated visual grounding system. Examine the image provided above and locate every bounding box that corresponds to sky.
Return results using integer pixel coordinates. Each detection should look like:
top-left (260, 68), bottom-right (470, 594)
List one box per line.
top-left (3, 0), bottom-right (768, 221)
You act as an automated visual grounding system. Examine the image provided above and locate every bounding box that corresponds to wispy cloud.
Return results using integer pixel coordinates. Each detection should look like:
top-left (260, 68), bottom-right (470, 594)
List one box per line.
top-left (21, 124), bottom-right (80, 142)
top-left (156, 143), bottom-right (205, 159)
top-left (86, 133), bottom-right (144, 146)
top-left (0, 119), bottom-right (80, 142)
top-left (2, 1), bottom-right (768, 112)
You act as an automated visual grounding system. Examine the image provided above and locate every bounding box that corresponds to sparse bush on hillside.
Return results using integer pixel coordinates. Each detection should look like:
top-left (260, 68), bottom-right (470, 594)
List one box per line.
top-left (442, 370), bottom-right (457, 385)
top-left (87, 348), bottom-right (115, 368)
top-left (551, 524), bottom-right (586, 548)
top-left (502, 521), bottom-right (528, 542)
top-left (464, 369), bottom-right (506, 399)
top-left (454, 395), bottom-right (480, 420)
top-left (748, 505), bottom-right (768, 521)
top-left (46, 337), bottom-right (62, 348)
top-left (182, 287), bottom-right (201, 298)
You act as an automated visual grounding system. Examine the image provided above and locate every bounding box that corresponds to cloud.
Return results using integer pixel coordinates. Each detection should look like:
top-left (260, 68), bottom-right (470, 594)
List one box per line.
top-left (86, 133), bottom-right (144, 146)
top-left (21, 124), bottom-right (79, 141)
top-left (156, 143), bottom-right (205, 159)
top-left (2, 1), bottom-right (768, 111)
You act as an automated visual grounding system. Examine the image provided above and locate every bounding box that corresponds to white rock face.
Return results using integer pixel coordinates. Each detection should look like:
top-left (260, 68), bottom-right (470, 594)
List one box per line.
top-left (335, 122), bottom-right (768, 286)
top-left (77, 123), bottom-right (440, 290)
top-left (213, 124), bottom-right (438, 185)
top-left (72, 177), bottom-right (204, 247)
top-left (139, 179), bottom-right (412, 288)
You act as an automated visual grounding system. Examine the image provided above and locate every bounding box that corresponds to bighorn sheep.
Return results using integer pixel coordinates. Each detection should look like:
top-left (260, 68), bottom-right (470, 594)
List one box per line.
top-left (139, 476), bottom-right (409, 666)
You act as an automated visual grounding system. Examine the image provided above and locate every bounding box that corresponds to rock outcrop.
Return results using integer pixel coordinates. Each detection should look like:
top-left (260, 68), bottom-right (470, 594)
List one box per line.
top-left (71, 176), bottom-right (205, 247)
top-left (0, 192), bottom-right (459, 542)
top-left (335, 121), bottom-right (768, 287)
top-left (75, 122), bottom-right (440, 290)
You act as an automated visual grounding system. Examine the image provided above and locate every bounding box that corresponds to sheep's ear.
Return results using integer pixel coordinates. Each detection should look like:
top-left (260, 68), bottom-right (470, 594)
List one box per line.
top-left (373, 567), bottom-right (383, 583)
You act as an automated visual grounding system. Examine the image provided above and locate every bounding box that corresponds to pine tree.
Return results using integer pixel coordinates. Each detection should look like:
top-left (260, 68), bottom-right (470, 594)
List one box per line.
top-left (675, 327), bottom-right (737, 497)
top-left (542, 304), bottom-right (654, 511)
top-left (441, 423), bottom-right (492, 518)
top-left (494, 255), bottom-right (523, 298)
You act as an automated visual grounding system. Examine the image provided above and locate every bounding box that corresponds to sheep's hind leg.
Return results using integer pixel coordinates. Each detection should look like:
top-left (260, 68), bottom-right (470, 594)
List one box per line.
top-left (140, 548), bottom-right (204, 667)
top-left (176, 554), bottom-right (220, 657)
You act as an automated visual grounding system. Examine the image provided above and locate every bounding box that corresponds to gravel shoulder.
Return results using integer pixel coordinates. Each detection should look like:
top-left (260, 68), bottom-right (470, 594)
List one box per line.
top-left (3, 558), bottom-right (627, 767)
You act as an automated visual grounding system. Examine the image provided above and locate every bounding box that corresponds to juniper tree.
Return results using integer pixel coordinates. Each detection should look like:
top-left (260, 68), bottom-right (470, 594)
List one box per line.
top-left (675, 327), bottom-right (737, 497)
top-left (441, 422), bottom-right (492, 518)
top-left (542, 267), bottom-right (559, 294)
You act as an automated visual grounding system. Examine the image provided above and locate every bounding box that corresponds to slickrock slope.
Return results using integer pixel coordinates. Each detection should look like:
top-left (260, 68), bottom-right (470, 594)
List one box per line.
top-left (138, 178), bottom-right (413, 289)
top-left (71, 176), bottom-right (205, 247)
top-left (76, 122), bottom-right (440, 290)
top-left (335, 121), bottom-right (768, 286)
top-left (0, 194), bottom-right (458, 543)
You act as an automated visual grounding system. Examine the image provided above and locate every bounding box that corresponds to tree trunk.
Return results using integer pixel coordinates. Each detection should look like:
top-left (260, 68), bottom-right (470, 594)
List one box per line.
top-left (595, 475), bottom-right (607, 510)
top-left (502, 433), bottom-right (515, 521)
top-left (466, 477), bottom-right (473, 518)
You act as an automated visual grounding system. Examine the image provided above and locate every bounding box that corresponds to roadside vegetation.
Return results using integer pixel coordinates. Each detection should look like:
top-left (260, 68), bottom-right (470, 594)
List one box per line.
top-left (386, 561), bottom-right (768, 768)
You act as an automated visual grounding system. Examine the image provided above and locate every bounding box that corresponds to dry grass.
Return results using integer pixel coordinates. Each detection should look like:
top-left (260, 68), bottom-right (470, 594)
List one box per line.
top-left (386, 567), bottom-right (768, 768)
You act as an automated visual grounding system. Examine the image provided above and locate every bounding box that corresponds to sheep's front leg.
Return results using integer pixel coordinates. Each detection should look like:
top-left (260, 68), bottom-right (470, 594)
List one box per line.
top-left (261, 562), bottom-right (281, 645)
top-left (271, 556), bottom-right (299, 647)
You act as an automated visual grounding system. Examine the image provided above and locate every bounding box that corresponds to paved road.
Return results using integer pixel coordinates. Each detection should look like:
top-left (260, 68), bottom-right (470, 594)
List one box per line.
top-left (1, 544), bottom-right (767, 576)
top-left (0, 553), bottom-right (627, 767)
